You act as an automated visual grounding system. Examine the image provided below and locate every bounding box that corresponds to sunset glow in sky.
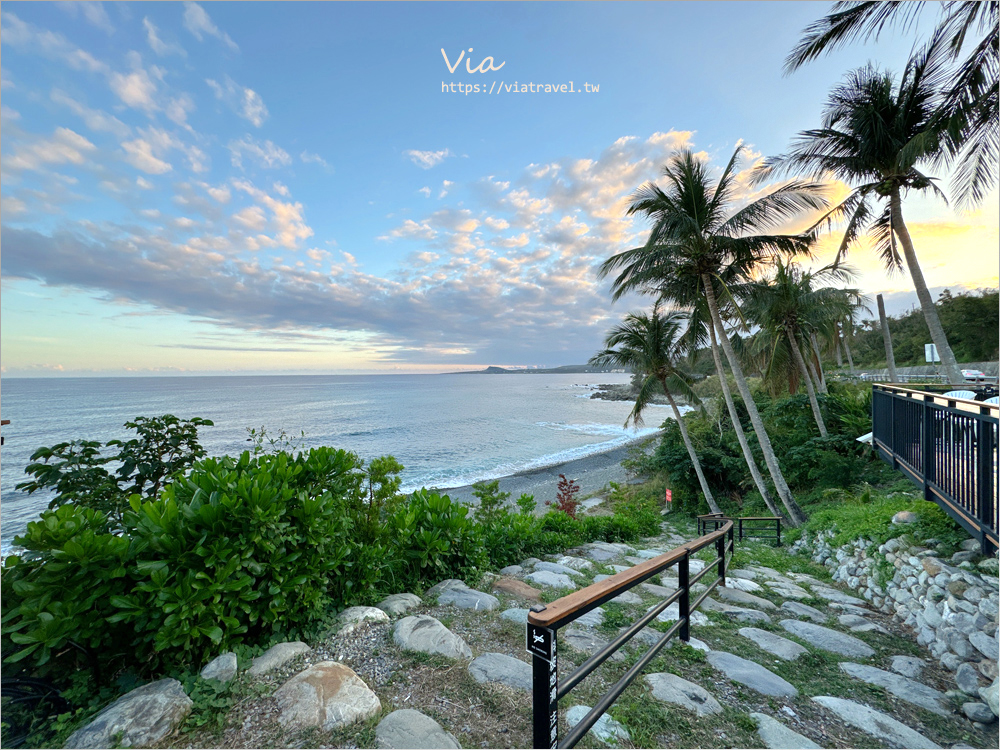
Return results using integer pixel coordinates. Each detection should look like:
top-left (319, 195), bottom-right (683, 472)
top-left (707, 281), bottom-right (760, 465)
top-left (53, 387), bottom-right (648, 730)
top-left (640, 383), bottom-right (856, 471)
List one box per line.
top-left (2, 1), bottom-right (997, 376)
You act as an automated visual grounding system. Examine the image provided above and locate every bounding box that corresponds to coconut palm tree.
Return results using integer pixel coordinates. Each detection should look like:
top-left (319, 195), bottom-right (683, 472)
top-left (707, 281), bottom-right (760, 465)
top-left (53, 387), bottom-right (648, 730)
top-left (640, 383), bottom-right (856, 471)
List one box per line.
top-left (759, 39), bottom-right (967, 384)
top-left (599, 147), bottom-right (827, 527)
top-left (743, 260), bottom-right (859, 437)
top-left (785, 1), bottom-right (998, 207)
top-left (589, 305), bottom-right (722, 515)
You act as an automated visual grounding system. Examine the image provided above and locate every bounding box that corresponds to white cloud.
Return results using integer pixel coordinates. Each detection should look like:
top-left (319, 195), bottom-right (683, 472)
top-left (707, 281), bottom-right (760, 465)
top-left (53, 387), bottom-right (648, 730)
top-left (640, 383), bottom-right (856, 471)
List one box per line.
top-left (143, 17), bottom-right (186, 56)
top-left (122, 138), bottom-right (172, 174)
top-left (50, 90), bottom-right (131, 138)
top-left (232, 179), bottom-right (314, 249)
top-left (233, 205), bottom-right (268, 231)
top-left (439, 180), bottom-right (453, 198)
top-left (206, 76), bottom-right (268, 126)
top-left (136, 176), bottom-right (154, 189)
top-left (1, 12), bottom-right (109, 73)
top-left (228, 135), bottom-right (291, 169)
top-left (110, 67), bottom-right (158, 113)
top-left (203, 183), bottom-right (231, 203)
top-left (404, 148), bottom-right (453, 169)
top-left (5, 127), bottom-right (96, 171)
top-left (300, 151), bottom-right (329, 168)
top-left (165, 94), bottom-right (196, 129)
top-left (418, 186), bottom-right (431, 197)
top-left (183, 2), bottom-right (238, 51)
top-left (484, 216), bottom-right (509, 231)
top-left (59, 2), bottom-right (115, 34)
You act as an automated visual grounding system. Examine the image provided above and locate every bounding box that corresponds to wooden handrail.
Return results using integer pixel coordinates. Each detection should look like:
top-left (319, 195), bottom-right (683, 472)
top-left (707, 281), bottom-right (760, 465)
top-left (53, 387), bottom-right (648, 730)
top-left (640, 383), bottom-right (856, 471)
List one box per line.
top-left (527, 524), bottom-right (731, 629)
top-left (874, 384), bottom-right (999, 416)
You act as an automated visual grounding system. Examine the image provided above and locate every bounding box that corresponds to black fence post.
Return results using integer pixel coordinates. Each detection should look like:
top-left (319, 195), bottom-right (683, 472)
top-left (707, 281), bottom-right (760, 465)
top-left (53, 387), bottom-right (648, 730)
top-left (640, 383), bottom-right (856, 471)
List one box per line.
top-left (977, 408), bottom-right (996, 555)
top-left (529, 618), bottom-right (558, 749)
top-left (775, 518), bottom-right (782, 548)
top-left (716, 530), bottom-right (726, 586)
top-left (678, 553), bottom-right (690, 642)
top-left (921, 395), bottom-right (934, 502)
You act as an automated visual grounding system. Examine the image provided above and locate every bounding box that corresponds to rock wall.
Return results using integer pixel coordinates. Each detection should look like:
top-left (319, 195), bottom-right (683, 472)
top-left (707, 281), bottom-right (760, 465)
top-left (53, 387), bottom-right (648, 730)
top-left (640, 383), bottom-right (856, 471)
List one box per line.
top-left (791, 525), bottom-right (1000, 691)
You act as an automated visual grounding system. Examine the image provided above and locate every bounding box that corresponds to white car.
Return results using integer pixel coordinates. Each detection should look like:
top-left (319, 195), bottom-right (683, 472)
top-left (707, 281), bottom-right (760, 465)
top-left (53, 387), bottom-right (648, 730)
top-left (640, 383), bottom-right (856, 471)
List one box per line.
top-left (962, 369), bottom-right (988, 382)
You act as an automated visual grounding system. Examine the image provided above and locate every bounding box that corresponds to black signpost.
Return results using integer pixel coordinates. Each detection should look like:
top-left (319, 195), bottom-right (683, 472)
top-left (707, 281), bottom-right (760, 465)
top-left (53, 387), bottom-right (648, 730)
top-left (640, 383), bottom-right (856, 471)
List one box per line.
top-left (527, 617), bottom-right (558, 749)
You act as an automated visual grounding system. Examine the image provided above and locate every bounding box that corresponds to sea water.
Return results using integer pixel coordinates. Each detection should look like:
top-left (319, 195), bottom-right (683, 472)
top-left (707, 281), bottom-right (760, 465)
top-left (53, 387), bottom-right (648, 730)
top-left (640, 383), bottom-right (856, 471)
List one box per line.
top-left (0, 373), bottom-right (669, 553)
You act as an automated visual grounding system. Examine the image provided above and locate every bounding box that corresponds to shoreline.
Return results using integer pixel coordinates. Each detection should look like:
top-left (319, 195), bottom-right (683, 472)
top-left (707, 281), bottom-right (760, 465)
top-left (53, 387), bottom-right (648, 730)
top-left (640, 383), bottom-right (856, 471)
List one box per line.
top-left (437, 431), bottom-right (662, 510)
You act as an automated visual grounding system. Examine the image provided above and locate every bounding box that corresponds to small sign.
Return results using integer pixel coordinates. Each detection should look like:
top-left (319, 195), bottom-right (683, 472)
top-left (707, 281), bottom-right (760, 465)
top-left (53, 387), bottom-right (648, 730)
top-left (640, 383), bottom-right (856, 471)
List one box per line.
top-left (925, 343), bottom-right (940, 363)
top-left (526, 623), bottom-right (555, 662)
top-left (665, 488), bottom-right (672, 504)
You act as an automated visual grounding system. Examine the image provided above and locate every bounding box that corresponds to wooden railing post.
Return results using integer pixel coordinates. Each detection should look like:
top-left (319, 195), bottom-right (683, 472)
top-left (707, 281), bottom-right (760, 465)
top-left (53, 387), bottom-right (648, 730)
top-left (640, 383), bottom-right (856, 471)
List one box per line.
top-left (678, 553), bottom-right (690, 642)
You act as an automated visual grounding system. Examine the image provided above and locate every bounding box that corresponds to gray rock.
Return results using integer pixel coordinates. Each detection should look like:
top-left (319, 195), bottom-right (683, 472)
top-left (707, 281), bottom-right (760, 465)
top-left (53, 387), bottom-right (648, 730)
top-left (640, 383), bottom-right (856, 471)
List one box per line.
top-left (706, 651), bottom-right (798, 697)
top-left (750, 712), bottom-right (821, 749)
top-left (624, 556), bottom-right (646, 565)
top-left (738, 627), bottom-right (808, 660)
top-left (274, 661), bottom-right (381, 731)
top-left (765, 582), bottom-right (811, 600)
top-left (562, 628), bottom-right (625, 662)
top-left (565, 705), bottom-right (630, 746)
top-left (635, 548), bottom-right (665, 559)
top-left (394, 615), bottom-right (472, 659)
top-left (641, 582), bottom-right (676, 598)
top-left (780, 601), bottom-right (826, 623)
top-left (426, 579), bottom-right (469, 597)
top-left (525, 570), bottom-right (577, 590)
top-left (611, 590), bottom-right (643, 605)
top-left (701, 598), bottom-right (772, 624)
top-left (962, 702), bottom-right (995, 723)
top-left (200, 652), bottom-right (237, 683)
top-left (556, 555), bottom-right (594, 571)
top-left (499, 564), bottom-right (523, 576)
top-left (64, 679), bottom-right (192, 749)
top-left (827, 601), bottom-right (871, 616)
top-left (838, 614), bottom-right (889, 634)
top-left (338, 605), bottom-right (390, 634)
top-left (839, 662), bottom-right (949, 716)
top-left (579, 541), bottom-right (635, 562)
top-left (249, 641), bottom-right (311, 676)
top-left (730, 568), bottom-right (759, 580)
top-left (892, 511), bottom-right (918, 524)
top-left (647, 602), bottom-right (710, 627)
top-left (645, 672), bottom-right (722, 716)
top-left (438, 586), bottom-right (500, 611)
top-left (970, 631), bottom-right (1000, 659)
top-left (779, 620), bottom-right (874, 659)
top-left (533, 561), bottom-right (585, 577)
top-left (375, 709), bottom-right (460, 749)
top-left (956, 662), bottom-right (982, 694)
top-left (810, 586), bottom-right (867, 606)
top-left (377, 593), bottom-right (423, 617)
top-left (890, 655), bottom-right (926, 679)
top-left (716, 587), bottom-right (777, 611)
top-left (500, 608), bottom-right (529, 624)
top-left (813, 696), bottom-right (939, 748)
top-left (574, 607), bottom-right (605, 628)
top-left (980, 677), bottom-right (999, 717)
top-left (469, 653), bottom-right (532, 691)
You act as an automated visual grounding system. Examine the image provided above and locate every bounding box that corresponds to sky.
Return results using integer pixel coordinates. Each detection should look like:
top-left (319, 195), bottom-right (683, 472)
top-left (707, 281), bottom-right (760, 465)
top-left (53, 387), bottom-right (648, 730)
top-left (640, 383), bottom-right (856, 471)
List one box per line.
top-left (1, 1), bottom-right (997, 377)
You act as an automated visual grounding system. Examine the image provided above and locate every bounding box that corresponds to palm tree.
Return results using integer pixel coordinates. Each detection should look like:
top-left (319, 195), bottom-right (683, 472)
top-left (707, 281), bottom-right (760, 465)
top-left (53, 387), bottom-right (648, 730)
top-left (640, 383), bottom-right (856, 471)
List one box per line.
top-left (589, 305), bottom-right (722, 515)
top-left (785, 1), bottom-right (998, 207)
top-left (600, 147), bottom-right (826, 527)
top-left (759, 40), bottom-right (967, 384)
top-left (743, 260), bottom-right (859, 437)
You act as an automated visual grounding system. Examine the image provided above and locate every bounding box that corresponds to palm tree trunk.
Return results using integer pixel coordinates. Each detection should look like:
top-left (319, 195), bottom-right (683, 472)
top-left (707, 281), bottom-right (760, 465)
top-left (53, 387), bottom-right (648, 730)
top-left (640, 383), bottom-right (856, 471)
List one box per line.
top-left (843, 320), bottom-right (856, 373)
top-left (810, 332), bottom-right (828, 393)
top-left (788, 329), bottom-right (829, 437)
top-left (891, 189), bottom-right (964, 384)
top-left (804, 344), bottom-right (825, 394)
top-left (702, 275), bottom-right (807, 526)
top-left (661, 382), bottom-right (722, 515)
top-left (834, 325), bottom-right (844, 368)
top-left (708, 319), bottom-right (786, 521)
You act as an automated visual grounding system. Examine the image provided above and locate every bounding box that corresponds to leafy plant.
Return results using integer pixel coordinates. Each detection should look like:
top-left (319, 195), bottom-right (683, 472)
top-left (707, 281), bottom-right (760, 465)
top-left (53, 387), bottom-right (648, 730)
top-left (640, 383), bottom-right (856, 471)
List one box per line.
top-left (548, 474), bottom-right (581, 518)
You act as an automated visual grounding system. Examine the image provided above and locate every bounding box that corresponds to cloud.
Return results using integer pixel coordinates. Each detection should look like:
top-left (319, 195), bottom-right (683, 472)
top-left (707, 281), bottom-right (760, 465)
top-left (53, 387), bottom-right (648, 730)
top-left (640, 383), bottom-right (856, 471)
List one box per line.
top-left (404, 148), bottom-right (453, 169)
top-left (206, 75), bottom-right (268, 126)
top-left (300, 151), bottom-right (330, 169)
top-left (165, 94), bottom-right (196, 129)
top-left (183, 2), bottom-right (239, 51)
top-left (232, 179), bottom-right (314, 248)
top-left (5, 127), bottom-right (96, 171)
top-left (122, 138), bottom-right (173, 174)
top-left (110, 67), bottom-right (159, 113)
top-left (120, 127), bottom-right (207, 175)
top-left (50, 90), bottom-right (131, 138)
top-left (228, 136), bottom-right (291, 169)
top-left (1, 12), bottom-right (109, 73)
top-left (418, 186), bottom-right (431, 197)
top-left (58, 2), bottom-right (115, 34)
top-left (143, 17), bottom-right (186, 56)
top-left (439, 180), bottom-right (453, 198)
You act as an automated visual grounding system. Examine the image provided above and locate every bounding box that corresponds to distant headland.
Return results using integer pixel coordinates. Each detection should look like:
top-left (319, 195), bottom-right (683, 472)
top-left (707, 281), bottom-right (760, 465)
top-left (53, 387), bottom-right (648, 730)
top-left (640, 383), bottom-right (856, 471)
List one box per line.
top-left (442, 364), bottom-right (625, 375)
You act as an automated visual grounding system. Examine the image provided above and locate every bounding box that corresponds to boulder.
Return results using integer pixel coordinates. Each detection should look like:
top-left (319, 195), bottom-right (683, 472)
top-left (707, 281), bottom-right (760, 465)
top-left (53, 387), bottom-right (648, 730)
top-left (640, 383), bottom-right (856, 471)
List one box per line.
top-left (645, 672), bottom-right (722, 716)
top-left (468, 653), bottom-right (532, 691)
top-left (839, 663), bottom-right (949, 716)
top-left (727, 577), bottom-right (764, 593)
top-left (980, 677), bottom-right (999, 717)
top-left (499, 564), bottom-right (523, 576)
top-left (274, 661), bottom-right (381, 731)
top-left (64, 679), bottom-right (192, 749)
top-left (533, 561), bottom-right (585, 577)
top-left (556, 556), bottom-right (594, 571)
top-left (750, 712), bottom-right (821, 749)
top-left (962, 702), bottom-right (995, 723)
top-left (500, 608), bottom-right (529, 624)
top-left (574, 607), bottom-right (605, 628)
top-left (892, 511), bottom-right (918, 524)
top-left (611, 590), bottom-right (643, 606)
top-left (738, 628), bottom-right (808, 660)
top-left (579, 541), bottom-right (635, 562)
top-left (970, 631), bottom-right (1000, 659)
top-left (715, 587), bottom-right (777, 611)
top-left (890, 655), bottom-right (926, 679)
top-left (394, 615), bottom-right (472, 659)
top-left (779, 620), bottom-right (874, 659)
top-left (562, 628), bottom-right (625, 662)
top-left (706, 651), bottom-right (798, 697)
top-left (956, 662), bottom-right (982, 694)
top-left (200, 652), bottom-right (237, 683)
top-left (810, 586), bottom-right (867, 606)
top-left (813, 696), bottom-right (939, 749)
top-left (248, 641), bottom-right (311, 676)
top-left (525, 570), bottom-right (577, 590)
top-left (492, 577), bottom-right (542, 601)
top-left (375, 709), bottom-right (460, 749)
top-left (780, 601), bottom-right (826, 623)
top-left (338, 605), bottom-right (390, 635)
top-left (376, 593), bottom-right (422, 617)
top-left (426, 579), bottom-right (468, 597)
top-left (565, 705), bottom-right (630, 746)
top-left (437, 586), bottom-right (499, 611)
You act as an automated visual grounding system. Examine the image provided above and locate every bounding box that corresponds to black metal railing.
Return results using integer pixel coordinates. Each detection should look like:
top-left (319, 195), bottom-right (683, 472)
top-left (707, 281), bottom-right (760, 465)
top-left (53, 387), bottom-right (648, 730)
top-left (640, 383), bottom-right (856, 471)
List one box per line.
top-left (872, 384), bottom-right (998, 554)
top-left (696, 514), bottom-right (782, 546)
top-left (526, 521), bottom-right (734, 749)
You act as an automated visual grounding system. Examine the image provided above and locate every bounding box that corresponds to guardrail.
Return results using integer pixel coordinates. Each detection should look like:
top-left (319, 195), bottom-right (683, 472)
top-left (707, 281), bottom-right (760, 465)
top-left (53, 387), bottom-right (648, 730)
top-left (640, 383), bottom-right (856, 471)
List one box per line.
top-left (872, 384), bottom-right (998, 554)
top-left (696, 514), bottom-right (782, 546)
top-left (526, 521), bottom-right (734, 748)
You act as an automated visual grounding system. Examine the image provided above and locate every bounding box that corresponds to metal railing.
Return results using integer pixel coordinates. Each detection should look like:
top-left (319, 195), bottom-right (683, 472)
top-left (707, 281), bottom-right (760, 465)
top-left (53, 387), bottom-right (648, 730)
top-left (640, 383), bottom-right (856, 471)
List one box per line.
top-left (696, 514), bottom-right (782, 546)
top-left (526, 521), bottom-right (734, 748)
top-left (872, 384), bottom-right (998, 554)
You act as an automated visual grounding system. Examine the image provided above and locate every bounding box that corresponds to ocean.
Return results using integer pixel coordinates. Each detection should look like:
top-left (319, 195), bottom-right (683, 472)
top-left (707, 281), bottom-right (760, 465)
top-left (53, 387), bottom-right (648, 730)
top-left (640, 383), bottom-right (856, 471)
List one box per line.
top-left (0, 373), bottom-right (667, 554)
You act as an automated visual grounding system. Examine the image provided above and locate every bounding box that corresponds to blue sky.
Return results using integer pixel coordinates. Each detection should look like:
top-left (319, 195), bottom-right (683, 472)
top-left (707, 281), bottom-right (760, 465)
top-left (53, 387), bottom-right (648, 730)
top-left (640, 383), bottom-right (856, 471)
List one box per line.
top-left (2, 1), bottom-right (997, 376)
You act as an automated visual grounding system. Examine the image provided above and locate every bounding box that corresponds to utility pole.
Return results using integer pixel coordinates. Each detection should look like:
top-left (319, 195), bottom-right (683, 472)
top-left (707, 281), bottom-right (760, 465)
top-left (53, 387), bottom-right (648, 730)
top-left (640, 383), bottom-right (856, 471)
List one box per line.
top-left (877, 294), bottom-right (899, 383)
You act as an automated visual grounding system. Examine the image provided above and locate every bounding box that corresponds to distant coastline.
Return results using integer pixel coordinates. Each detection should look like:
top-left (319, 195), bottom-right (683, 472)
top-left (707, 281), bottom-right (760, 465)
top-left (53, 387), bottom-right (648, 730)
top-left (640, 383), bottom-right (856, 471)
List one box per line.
top-left (442, 364), bottom-right (626, 375)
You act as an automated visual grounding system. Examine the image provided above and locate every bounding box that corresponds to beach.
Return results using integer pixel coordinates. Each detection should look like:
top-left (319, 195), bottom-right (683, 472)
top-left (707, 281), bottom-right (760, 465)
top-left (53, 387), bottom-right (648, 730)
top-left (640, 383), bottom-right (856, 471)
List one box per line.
top-left (440, 431), bottom-right (661, 509)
